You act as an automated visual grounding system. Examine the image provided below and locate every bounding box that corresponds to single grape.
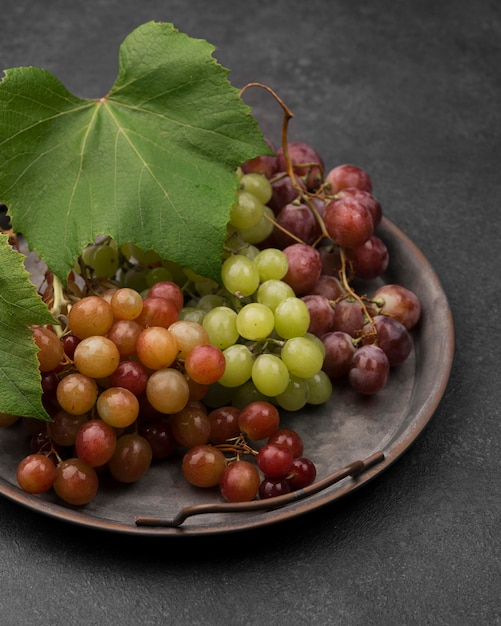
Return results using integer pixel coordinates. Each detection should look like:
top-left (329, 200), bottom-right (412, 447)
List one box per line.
top-left (238, 400), bottom-right (280, 440)
top-left (136, 296), bottom-right (178, 328)
top-left (239, 172), bottom-right (273, 204)
top-left (107, 319), bottom-right (143, 357)
top-left (221, 254), bottom-right (260, 297)
top-left (53, 458), bottom-right (99, 505)
top-left (273, 203), bottom-right (318, 248)
top-left (268, 428), bottom-right (304, 458)
top-left (238, 205), bottom-right (275, 244)
top-left (274, 297), bottom-right (310, 339)
top-left (256, 279), bottom-right (295, 312)
top-left (305, 370), bottom-right (333, 404)
top-left (170, 405), bottom-right (211, 448)
top-left (254, 248), bottom-right (289, 282)
top-left (281, 336), bottom-right (324, 378)
top-left (301, 294), bottom-right (335, 337)
top-left (251, 354), bottom-right (290, 397)
top-left (108, 433), bottom-right (152, 483)
top-left (207, 406), bottom-right (241, 444)
top-left (323, 196), bottom-right (374, 249)
top-left (331, 299), bottom-right (365, 337)
top-left (349, 345), bottom-right (390, 394)
top-left (362, 315), bottom-right (413, 366)
top-left (109, 360), bottom-right (148, 396)
top-left (32, 325), bottom-right (64, 372)
top-left (202, 306), bottom-right (239, 350)
top-left (185, 344), bottom-right (226, 385)
top-left (325, 164), bottom-right (373, 194)
top-left (16, 454), bottom-right (56, 494)
top-left (147, 280), bottom-right (184, 312)
top-left (336, 187), bottom-right (382, 228)
top-left (73, 335), bottom-right (120, 379)
top-left (138, 419), bottom-right (177, 460)
top-left (282, 243), bottom-right (323, 296)
top-left (97, 386), bottom-right (140, 429)
top-left (236, 302), bottom-right (275, 341)
top-left (287, 457), bottom-right (317, 490)
top-left (220, 460), bottom-right (261, 502)
top-left (371, 284), bottom-right (421, 330)
top-left (229, 190), bottom-right (266, 230)
top-left (56, 373), bottom-right (98, 416)
top-left (259, 476), bottom-right (291, 499)
top-left (61, 333), bottom-right (81, 360)
top-left (146, 368), bottom-right (190, 414)
top-left (110, 287), bottom-right (144, 320)
top-left (275, 375), bottom-right (310, 411)
top-left (68, 296), bottom-right (114, 339)
top-left (257, 443), bottom-right (293, 478)
top-left (321, 331), bottom-right (356, 378)
top-left (136, 326), bottom-right (179, 370)
top-left (181, 444), bottom-right (227, 488)
top-left (168, 319), bottom-right (210, 359)
top-left (218, 344), bottom-right (254, 388)
top-left (345, 235), bottom-right (389, 280)
top-left (74, 419), bottom-right (117, 467)
top-left (276, 141), bottom-right (325, 191)
top-left (48, 410), bottom-right (89, 447)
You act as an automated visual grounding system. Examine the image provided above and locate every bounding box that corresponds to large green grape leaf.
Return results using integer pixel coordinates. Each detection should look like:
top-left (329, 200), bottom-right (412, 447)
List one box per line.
top-left (0, 235), bottom-right (55, 420)
top-left (0, 21), bottom-right (271, 283)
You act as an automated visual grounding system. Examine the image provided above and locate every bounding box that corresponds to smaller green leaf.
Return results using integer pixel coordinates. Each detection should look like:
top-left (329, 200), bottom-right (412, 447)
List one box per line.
top-left (0, 235), bottom-right (56, 420)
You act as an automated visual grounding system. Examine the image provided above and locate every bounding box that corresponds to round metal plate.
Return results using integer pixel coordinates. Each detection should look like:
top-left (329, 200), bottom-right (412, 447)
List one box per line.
top-left (0, 217), bottom-right (454, 535)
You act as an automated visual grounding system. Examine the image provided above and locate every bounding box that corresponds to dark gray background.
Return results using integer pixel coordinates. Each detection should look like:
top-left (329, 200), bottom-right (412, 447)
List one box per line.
top-left (1, 1), bottom-right (499, 624)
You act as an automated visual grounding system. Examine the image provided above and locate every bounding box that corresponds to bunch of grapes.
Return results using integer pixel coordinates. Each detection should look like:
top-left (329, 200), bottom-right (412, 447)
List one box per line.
top-left (3, 134), bottom-right (422, 512)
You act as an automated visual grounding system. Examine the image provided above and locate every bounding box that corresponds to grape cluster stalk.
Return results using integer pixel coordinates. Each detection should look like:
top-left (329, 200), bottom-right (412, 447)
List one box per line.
top-left (2, 123), bottom-right (422, 512)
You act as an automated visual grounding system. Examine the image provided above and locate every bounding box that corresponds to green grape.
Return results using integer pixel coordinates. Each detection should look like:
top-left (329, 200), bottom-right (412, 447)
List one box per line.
top-left (218, 344), bottom-right (254, 388)
top-left (146, 266), bottom-right (173, 287)
top-left (256, 280), bottom-right (295, 312)
top-left (197, 293), bottom-right (227, 311)
top-left (281, 335), bottom-right (324, 378)
top-left (202, 306), bottom-right (239, 349)
top-left (305, 332), bottom-right (326, 359)
top-left (81, 244), bottom-right (97, 267)
top-left (178, 307), bottom-right (206, 324)
top-left (231, 380), bottom-right (268, 409)
top-left (275, 375), bottom-right (310, 411)
top-left (239, 173), bottom-right (273, 204)
top-left (229, 190), bottom-right (265, 230)
top-left (251, 353), bottom-right (290, 397)
top-left (92, 244), bottom-right (120, 277)
top-left (121, 243), bottom-right (162, 266)
top-left (221, 254), bottom-right (260, 297)
top-left (239, 206), bottom-right (275, 245)
top-left (236, 302), bottom-right (275, 341)
top-left (121, 266), bottom-right (149, 292)
top-left (305, 370), bottom-right (333, 405)
top-left (254, 248), bottom-right (289, 282)
top-left (274, 297), bottom-right (310, 338)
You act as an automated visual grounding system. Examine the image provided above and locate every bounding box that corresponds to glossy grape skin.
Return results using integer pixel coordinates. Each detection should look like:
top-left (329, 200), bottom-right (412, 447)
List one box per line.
top-left (325, 164), bottom-right (373, 194)
top-left (107, 320), bottom-right (142, 357)
top-left (56, 372), bottom-right (98, 416)
top-left (168, 319), bottom-right (210, 358)
top-left (73, 335), bottom-right (120, 379)
top-left (276, 141), bottom-right (325, 191)
top-left (345, 235), bottom-right (389, 280)
top-left (302, 294), bottom-right (335, 337)
top-left (74, 419), bottom-right (117, 467)
top-left (181, 444), bottom-right (227, 488)
top-left (323, 196), bottom-right (374, 249)
top-left (136, 296), bottom-right (178, 329)
top-left (267, 428), bottom-right (304, 458)
top-left (136, 326), bottom-right (179, 370)
top-left (349, 345), bottom-right (390, 394)
top-left (273, 203), bottom-right (318, 248)
top-left (146, 368), bottom-right (190, 414)
top-left (138, 419), bottom-right (177, 460)
top-left (67, 295), bottom-right (114, 339)
top-left (16, 454), bottom-right (57, 494)
top-left (311, 274), bottom-right (345, 301)
top-left (48, 410), bottom-right (89, 447)
top-left (287, 457), bottom-right (317, 490)
top-left (207, 406), bottom-right (241, 444)
top-left (321, 331), bottom-right (356, 378)
top-left (108, 434), bottom-right (153, 483)
top-left (259, 477), bottom-right (291, 499)
top-left (147, 280), bottom-right (184, 312)
top-left (97, 386), bottom-right (140, 429)
top-left (362, 315), bottom-right (413, 366)
top-left (221, 254), bottom-right (260, 297)
top-left (220, 460), bottom-right (261, 503)
top-left (53, 458), bottom-right (99, 505)
top-left (282, 243), bottom-right (323, 296)
top-left (110, 287), bottom-right (143, 320)
top-left (170, 405), bottom-right (211, 448)
top-left (372, 284), bottom-right (421, 330)
top-left (185, 344), bottom-right (226, 385)
top-left (274, 296), bottom-right (311, 339)
top-left (32, 325), bottom-right (64, 372)
top-left (336, 187), bottom-right (382, 228)
top-left (257, 443), bottom-right (294, 478)
top-left (238, 401), bottom-right (280, 441)
top-left (109, 360), bottom-right (149, 396)
top-left (331, 299), bottom-right (365, 338)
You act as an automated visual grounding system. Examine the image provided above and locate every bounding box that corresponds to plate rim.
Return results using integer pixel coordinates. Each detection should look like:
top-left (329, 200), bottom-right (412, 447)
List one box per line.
top-left (0, 216), bottom-right (455, 536)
